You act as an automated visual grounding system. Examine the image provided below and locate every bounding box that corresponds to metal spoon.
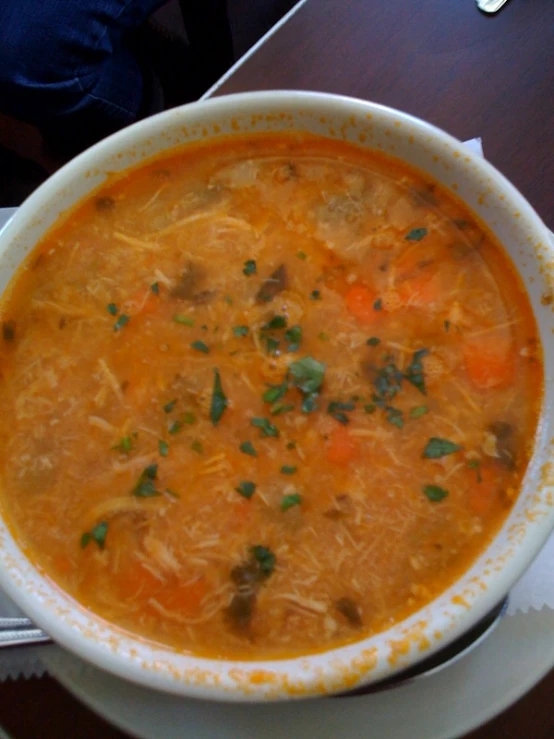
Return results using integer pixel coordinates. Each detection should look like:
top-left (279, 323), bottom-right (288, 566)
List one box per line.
top-left (0, 617), bottom-right (51, 648)
top-left (476, 0), bottom-right (510, 13)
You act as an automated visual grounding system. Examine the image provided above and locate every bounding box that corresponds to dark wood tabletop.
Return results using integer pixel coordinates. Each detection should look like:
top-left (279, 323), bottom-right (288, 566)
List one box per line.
top-left (1, 0), bottom-right (553, 737)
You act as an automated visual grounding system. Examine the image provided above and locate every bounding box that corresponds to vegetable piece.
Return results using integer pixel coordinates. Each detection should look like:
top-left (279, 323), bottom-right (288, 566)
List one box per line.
top-left (364, 403), bottom-right (376, 414)
top-left (281, 493), bottom-right (302, 511)
top-left (163, 399), bottom-right (177, 413)
top-left (310, 289), bottom-right (321, 300)
top-left (183, 411), bottom-right (196, 424)
top-left (284, 325), bottom-right (302, 352)
top-left (173, 315), bottom-right (194, 326)
top-left (286, 441), bottom-right (296, 450)
top-left (158, 440), bottom-right (169, 457)
top-left (251, 545), bottom-right (276, 575)
top-left (133, 464), bottom-right (160, 497)
top-left (386, 407), bottom-right (404, 429)
top-left (191, 440), bottom-right (204, 454)
top-left (288, 356), bottom-right (326, 395)
top-left (240, 441), bottom-right (257, 457)
top-left (191, 340), bottom-right (209, 354)
top-left (410, 405), bottom-right (428, 419)
top-left (422, 437), bottom-right (462, 459)
top-left (210, 369), bottom-right (228, 426)
top-left (463, 338), bottom-right (515, 390)
top-left (326, 426), bottom-right (359, 466)
top-left (112, 435), bottom-right (134, 453)
top-left (373, 298), bottom-right (383, 311)
top-left (345, 284), bottom-right (380, 324)
top-left (367, 337), bottom-right (380, 346)
top-left (327, 400), bottom-right (355, 425)
top-left (243, 259), bottom-right (257, 276)
top-left (422, 484), bottom-right (449, 502)
top-left (405, 227), bottom-right (428, 241)
top-left (263, 315), bottom-right (287, 330)
top-left (151, 282), bottom-right (160, 295)
top-left (335, 597), bottom-right (362, 627)
top-left (81, 521), bottom-right (109, 550)
top-left (251, 417), bottom-right (279, 438)
top-left (170, 262), bottom-right (204, 299)
top-left (113, 314), bottom-right (130, 331)
top-left (256, 264), bottom-right (288, 303)
top-left (280, 465), bottom-right (297, 475)
top-left (233, 325), bottom-right (249, 337)
top-left (169, 420), bottom-right (182, 435)
top-left (404, 348), bottom-right (429, 395)
top-left (297, 251), bottom-right (307, 260)
top-left (235, 481), bottom-right (256, 499)
top-left (107, 303), bottom-right (118, 316)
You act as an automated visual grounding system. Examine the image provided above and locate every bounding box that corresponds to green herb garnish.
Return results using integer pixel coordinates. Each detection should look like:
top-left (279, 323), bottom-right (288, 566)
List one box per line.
top-left (151, 282), bottom-right (160, 295)
top-left (158, 440), bottom-right (169, 457)
top-left (240, 441), bottom-right (257, 457)
top-left (406, 227), bottom-right (428, 241)
top-left (288, 356), bottom-right (326, 394)
top-left (423, 484), bottom-right (449, 502)
top-left (183, 411), bottom-right (196, 424)
top-left (251, 545), bottom-right (276, 575)
top-left (386, 407), bottom-right (404, 429)
top-left (112, 435), bottom-right (134, 453)
top-left (263, 381), bottom-right (288, 404)
top-left (224, 295), bottom-right (233, 305)
top-left (296, 251), bottom-right (307, 260)
top-left (422, 437), bottom-right (462, 459)
top-left (318, 332), bottom-right (329, 341)
top-left (328, 400), bottom-right (355, 425)
top-left (81, 521), bottom-right (109, 550)
top-left (373, 298), bottom-right (383, 311)
top-left (235, 481), bottom-right (256, 499)
top-left (173, 314), bottom-right (195, 326)
top-left (133, 464), bottom-right (160, 497)
top-left (264, 336), bottom-right (280, 356)
top-left (280, 465), bottom-right (297, 475)
top-left (444, 320), bottom-right (450, 333)
top-left (410, 405), bottom-right (429, 419)
top-left (281, 493), bottom-right (302, 511)
top-left (243, 259), bottom-right (257, 276)
top-left (251, 417), bottom-right (279, 437)
top-left (286, 441), bottom-right (296, 450)
top-left (310, 290), bottom-right (321, 300)
top-left (163, 399), bottom-right (177, 413)
top-left (367, 337), bottom-right (381, 346)
top-left (270, 403), bottom-right (295, 416)
top-left (404, 348), bottom-right (429, 395)
top-left (169, 420), bottom-right (182, 435)
top-left (284, 325), bottom-right (302, 352)
top-left (191, 340), bottom-right (209, 354)
top-left (107, 303), bottom-right (118, 316)
top-left (468, 459), bottom-right (482, 482)
top-left (364, 403), bottom-right (376, 414)
top-left (210, 369), bottom-right (228, 426)
top-left (233, 325), bottom-right (249, 337)
top-left (113, 314), bottom-right (130, 331)
top-left (263, 315), bottom-right (287, 330)
top-left (191, 440), bottom-right (204, 454)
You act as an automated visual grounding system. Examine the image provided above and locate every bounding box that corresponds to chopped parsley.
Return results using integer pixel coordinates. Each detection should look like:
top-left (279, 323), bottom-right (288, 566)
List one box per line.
top-left (310, 289), bottom-right (321, 300)
top-left (468, 459), bottom-right (482, 482)
top-left (191, 340), bottom-right (209, 354)
top-left (243, 259), bottom-right (257, 276)
top-left (240, 441), bottom-right (257, 457)
top-left (373, 298), bottom-right (383, 311)
top-left (183, 411), bottom-right (196, 424)
top-left (235, 481), bottom-right (256, 499)
top-left (270, 403), bottom-right (295, 416)
top-left (296, 251), bottom-right (307, 260)
top-left (288, 356), bottom-right (326, 414)
top-left (280, 465), bottom-right (297, 475)
top-left (210, 369), bottom-right (228, 426)
top-left (163, 399), bottom-right (177, 413)
top-left (444, 320), bottom-right (450, 333)
top-left (81, 521), bottom-right (108, 550)
top-left (191, 440), bottom-right (204, 454)
top-left (284, 325), bottom-right (302, 352)
top-left (251, 545), bottom-right (276, 575)
top-left (233, 325), bottom-right (249, 337)
top-left (107, 303), bottom-right (118, 316)
top-left (385, 407), bottom-right (404, 429)
top-left (264, 336), bottom-right (280, 355)
top-left (405, 227), bottom-right (428, 241)
top-left (318, 332), bottom-right (329, 341)
top-left (364, 403), bottom-right (376, 414)
top-left (224, 294), bottom-right (233, 305)
top-left (404, 348), bottom-right (429, 395)
top-left (151, 282), bottom-right (160, 295)
top-left (251, 417), bottom-right (279, 437)
top-left (173, 315), bottom-right (195, 326)
top-left (281, 493), bottom-right (302, 511)
top-left (410, 405), bottom-right (429, 419)
top-left (328, 400), bottom-right (356, 424)
top-left (112, 434), bottom-right (135, 453)
top-left (169, 420), bottom-right (182, 435)
top-left (158, 440), bottom-right (169, 457)
top-left (422, 437), bottom-right (462, 459)
top-left (113, 314), bottom-right (130, 331)
top-left (423, 484), bottom-right (449, 502)
top-left (263, 315), bottom-right (287, 330)
top-left (367, 337), bottom-right (381, 346)
top-left (286, 441), bottom-right (296, 450)
top-left (263, 381), bottom-right (288, 404)
top-left (133, 463), bottom-right (160, 497)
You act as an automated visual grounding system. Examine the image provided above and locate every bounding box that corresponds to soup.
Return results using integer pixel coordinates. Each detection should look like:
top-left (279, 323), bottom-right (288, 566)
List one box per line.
top-left (0, 133), bottom-right (542, 659)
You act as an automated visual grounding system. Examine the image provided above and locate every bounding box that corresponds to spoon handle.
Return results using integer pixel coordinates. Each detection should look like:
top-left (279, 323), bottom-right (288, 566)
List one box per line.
top-left (0, 627), bottom-right (52, 648)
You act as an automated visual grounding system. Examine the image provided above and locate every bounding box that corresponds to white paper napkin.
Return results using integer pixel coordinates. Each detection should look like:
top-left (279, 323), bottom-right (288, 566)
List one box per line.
top-left (0, 139), bottom-right (552, 681)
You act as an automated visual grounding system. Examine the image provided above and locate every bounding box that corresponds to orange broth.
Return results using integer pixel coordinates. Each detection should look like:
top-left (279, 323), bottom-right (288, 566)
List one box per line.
top-left (0, 133), bottom-right (542, 659)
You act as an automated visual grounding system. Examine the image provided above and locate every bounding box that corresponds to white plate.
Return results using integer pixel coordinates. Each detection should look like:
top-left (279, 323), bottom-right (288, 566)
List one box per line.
top-left (42, 607), bottom-right (554, 739)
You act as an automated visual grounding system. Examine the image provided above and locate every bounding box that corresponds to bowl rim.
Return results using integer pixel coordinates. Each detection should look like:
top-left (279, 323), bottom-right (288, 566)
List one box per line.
top-left (0, 89), bottom-right (552, 701)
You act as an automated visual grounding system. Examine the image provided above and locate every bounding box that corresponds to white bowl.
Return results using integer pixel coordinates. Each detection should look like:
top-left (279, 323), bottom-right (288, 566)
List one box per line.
top-left (0, 91), bottom-right (553, 701)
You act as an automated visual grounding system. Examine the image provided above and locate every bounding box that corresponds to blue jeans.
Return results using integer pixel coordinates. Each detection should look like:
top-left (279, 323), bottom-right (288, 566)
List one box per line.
top-left (0, 0), bottom-right (167, 148)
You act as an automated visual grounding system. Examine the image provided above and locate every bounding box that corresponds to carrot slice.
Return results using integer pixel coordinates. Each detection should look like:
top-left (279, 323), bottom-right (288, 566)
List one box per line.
top-left (463, 337), bottom-right (516, 390)
top-left (467, 464), bottom-right (501, 516)
top-left (345, 284), bottom-right (381, 324)
top-left (326, 426), bottom-right (359, 466)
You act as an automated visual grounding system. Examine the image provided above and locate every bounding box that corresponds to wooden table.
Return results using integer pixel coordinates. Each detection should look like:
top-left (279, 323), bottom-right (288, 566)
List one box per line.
top-left (1, 0), bottom-right (553, 736)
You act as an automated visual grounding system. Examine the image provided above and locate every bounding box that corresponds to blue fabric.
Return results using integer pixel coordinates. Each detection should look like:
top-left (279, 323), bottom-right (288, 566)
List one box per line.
top-left (0, 0), bottom-right (165, 145)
